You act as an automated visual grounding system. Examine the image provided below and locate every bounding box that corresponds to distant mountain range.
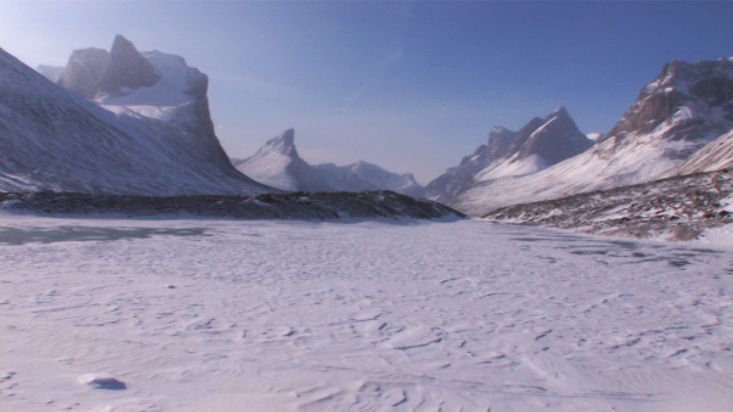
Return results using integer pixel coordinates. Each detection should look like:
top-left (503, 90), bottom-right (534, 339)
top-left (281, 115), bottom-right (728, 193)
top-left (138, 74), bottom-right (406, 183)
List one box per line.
top-left (234, 129), bottom-right (425, 197)
top-left (425, 106), bottom-right (593, 203)
top-left (427, 56), bottom-right (733, 216)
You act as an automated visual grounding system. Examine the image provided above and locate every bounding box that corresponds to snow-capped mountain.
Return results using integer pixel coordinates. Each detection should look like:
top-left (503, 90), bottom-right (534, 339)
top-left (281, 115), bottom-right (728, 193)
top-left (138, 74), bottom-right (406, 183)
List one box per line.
top-left (0, 45), bottom-right (268, 195)
top-left (426, 107), bottom-right (593, 203)
top-left (235, 129), bottom-right (426, 197)
top-left (452, 56), bottom-right (733, 216)
top-left (55, 35), bottom-right (216, 142)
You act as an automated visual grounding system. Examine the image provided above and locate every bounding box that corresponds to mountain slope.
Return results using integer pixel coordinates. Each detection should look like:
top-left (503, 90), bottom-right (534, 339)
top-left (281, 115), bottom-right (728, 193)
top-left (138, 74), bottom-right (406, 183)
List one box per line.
top-left (485, 168), bottom-right (732, 240)
top-left (236, 129), bottom-right (425, 197)
top-left (0, 46), bottom-right (267, 196)
top-left (454, 56), bottom-right (733, 216)
top-left (35, 64), bottom-right (63, 82)
top-left (675, 129), bottom-right (733, 175)
top-left (426, 107), bottom-right (592, 202)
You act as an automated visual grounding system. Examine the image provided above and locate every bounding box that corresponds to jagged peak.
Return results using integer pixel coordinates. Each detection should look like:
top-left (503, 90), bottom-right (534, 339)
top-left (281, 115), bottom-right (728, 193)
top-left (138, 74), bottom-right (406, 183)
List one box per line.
top-left (263, 129), bottom-right (297, 154)
top-left (551, 106), bottom-right (569, 117)
top-left (111, 34), bottom-right (135, 53)
top-left (489, 125), bottom-right (515, 140)
top-left (96, 34), bottom-right (159, 96)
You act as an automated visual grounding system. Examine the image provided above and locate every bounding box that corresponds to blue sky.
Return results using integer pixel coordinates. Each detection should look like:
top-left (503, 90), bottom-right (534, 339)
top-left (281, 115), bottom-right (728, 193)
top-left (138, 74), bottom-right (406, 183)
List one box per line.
top-left (1, 1), bottom-right (732, 183)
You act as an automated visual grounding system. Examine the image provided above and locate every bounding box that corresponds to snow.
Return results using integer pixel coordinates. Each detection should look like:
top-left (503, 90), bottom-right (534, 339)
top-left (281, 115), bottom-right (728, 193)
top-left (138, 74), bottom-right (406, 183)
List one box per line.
top-left (236, 144), bottom-right (298, 191)
top-left (98, 51), bottom-right (198, 121)
top-left (475, 153), bottom-right (547, 181)
top-left (1, 214), bottom-right (732, 411)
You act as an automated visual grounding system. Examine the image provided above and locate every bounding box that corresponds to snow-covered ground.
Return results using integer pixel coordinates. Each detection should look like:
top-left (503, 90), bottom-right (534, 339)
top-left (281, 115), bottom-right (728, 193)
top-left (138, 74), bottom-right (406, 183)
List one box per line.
top-left (1, 215), bottom-right (732, 411)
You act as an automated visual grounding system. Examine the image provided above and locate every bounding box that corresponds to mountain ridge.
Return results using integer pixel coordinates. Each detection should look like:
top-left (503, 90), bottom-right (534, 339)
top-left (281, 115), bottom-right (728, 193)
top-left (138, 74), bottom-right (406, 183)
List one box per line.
top-left (236, 129), bottom-right (426, 197)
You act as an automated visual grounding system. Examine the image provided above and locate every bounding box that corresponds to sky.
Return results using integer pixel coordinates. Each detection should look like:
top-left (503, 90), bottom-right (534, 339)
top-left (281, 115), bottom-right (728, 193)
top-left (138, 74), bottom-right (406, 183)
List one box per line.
top-left (1, 1), bottom-right (732, 183)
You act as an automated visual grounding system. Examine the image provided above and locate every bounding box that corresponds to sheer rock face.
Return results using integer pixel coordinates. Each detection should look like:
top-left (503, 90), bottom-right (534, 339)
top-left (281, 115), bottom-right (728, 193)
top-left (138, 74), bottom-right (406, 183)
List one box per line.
top-left (484, 168), bottom-right (733, 241)
top-left (57, 47), bottom-right (110, 98)
top-left (603, 58), bottom-right (733, 145)
top-left (95, 35), bottom-right (159, 97)
top-left (0, 45), bottom-right (268, 196)
top-left (51, 35), bottom-right (229, 172)
top-left (426, 108), bottom-right (592, 203)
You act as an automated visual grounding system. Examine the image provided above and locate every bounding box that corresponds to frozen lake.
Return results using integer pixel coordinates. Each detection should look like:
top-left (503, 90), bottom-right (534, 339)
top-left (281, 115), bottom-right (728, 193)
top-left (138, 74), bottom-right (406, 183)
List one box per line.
top-left (1, 215), bottom-right (732, 411)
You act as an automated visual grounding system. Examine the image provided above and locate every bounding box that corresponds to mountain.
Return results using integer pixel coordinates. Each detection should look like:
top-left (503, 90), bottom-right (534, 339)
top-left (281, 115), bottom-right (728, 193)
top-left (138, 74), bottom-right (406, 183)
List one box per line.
top-left (452, 56), bottom-right (733, 216)
top-left (0, 45), bottom-right (267, 195)
top-left (235, 129), bottom-right (426, 197)
top-left (55, 35), bottom-right (215, 141)
top-left (675, 129), bottom-right (733, 175)
top-left (426, 107), bottom-right (593, 203)
top-left (35, 64), bottom-right (63, 82)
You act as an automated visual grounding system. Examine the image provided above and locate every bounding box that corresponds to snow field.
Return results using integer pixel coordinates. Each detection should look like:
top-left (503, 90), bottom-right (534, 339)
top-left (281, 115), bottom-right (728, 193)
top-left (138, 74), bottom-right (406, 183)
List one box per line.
top-left (0, 215), bottom-right (732, 411)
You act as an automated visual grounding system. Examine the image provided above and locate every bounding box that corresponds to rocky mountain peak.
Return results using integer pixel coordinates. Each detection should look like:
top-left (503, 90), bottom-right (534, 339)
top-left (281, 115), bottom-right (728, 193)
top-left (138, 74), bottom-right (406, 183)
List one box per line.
top-left (603, 56), bottom-right (733, 143)
top-left (517, 107), bottom-right (593, 163)
top-left (96, 34), bottom-right (159, 97)
top-left (57, 47), bottom-right (110, 98)
top-left (264, 129), bottom-right (297, 155)
top-left (485, 125), bottom-right (516, 160)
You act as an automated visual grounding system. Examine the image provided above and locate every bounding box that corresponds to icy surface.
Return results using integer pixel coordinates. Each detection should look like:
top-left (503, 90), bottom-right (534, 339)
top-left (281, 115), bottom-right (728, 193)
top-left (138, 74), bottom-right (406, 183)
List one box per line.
top-left (1, 216), bottom-right (732, 411)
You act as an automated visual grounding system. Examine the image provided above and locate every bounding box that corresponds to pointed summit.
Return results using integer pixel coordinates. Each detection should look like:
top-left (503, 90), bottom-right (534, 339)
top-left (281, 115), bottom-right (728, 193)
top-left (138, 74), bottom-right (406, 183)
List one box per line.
top-left (552, 105), bottom-right (569, 115)
top-left (237, 129), bottom-right (425, 196)
top-left (518, 107), bottom-right (592, 163)
top-left (96, 34), bottom-right (159, 96)
top-left (280, 128), bottom-right (295, 147)
top-left (263, 128), bottom-right (297, 155)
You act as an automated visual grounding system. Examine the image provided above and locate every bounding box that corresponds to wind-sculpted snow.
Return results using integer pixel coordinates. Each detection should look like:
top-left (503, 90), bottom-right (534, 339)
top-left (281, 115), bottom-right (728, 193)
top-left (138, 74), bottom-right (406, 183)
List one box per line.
top-left (1, 217), bottom-right (732, 411)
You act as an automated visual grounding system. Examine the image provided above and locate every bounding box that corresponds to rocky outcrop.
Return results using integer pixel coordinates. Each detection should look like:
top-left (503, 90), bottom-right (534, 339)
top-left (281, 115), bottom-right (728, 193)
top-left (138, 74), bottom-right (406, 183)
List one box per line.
top-left (485, 168), bottom-right (733, 241)
top-left (676, 129), bottom-right (733, 175)
top-left (603, 59), bottom-right (733, 143)
top-left (0, 190), bottom-right (464, 221)
top-left (57, 47), bottom-right (110, 97)
top-left (95, 34), bottom-right (159, 97)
